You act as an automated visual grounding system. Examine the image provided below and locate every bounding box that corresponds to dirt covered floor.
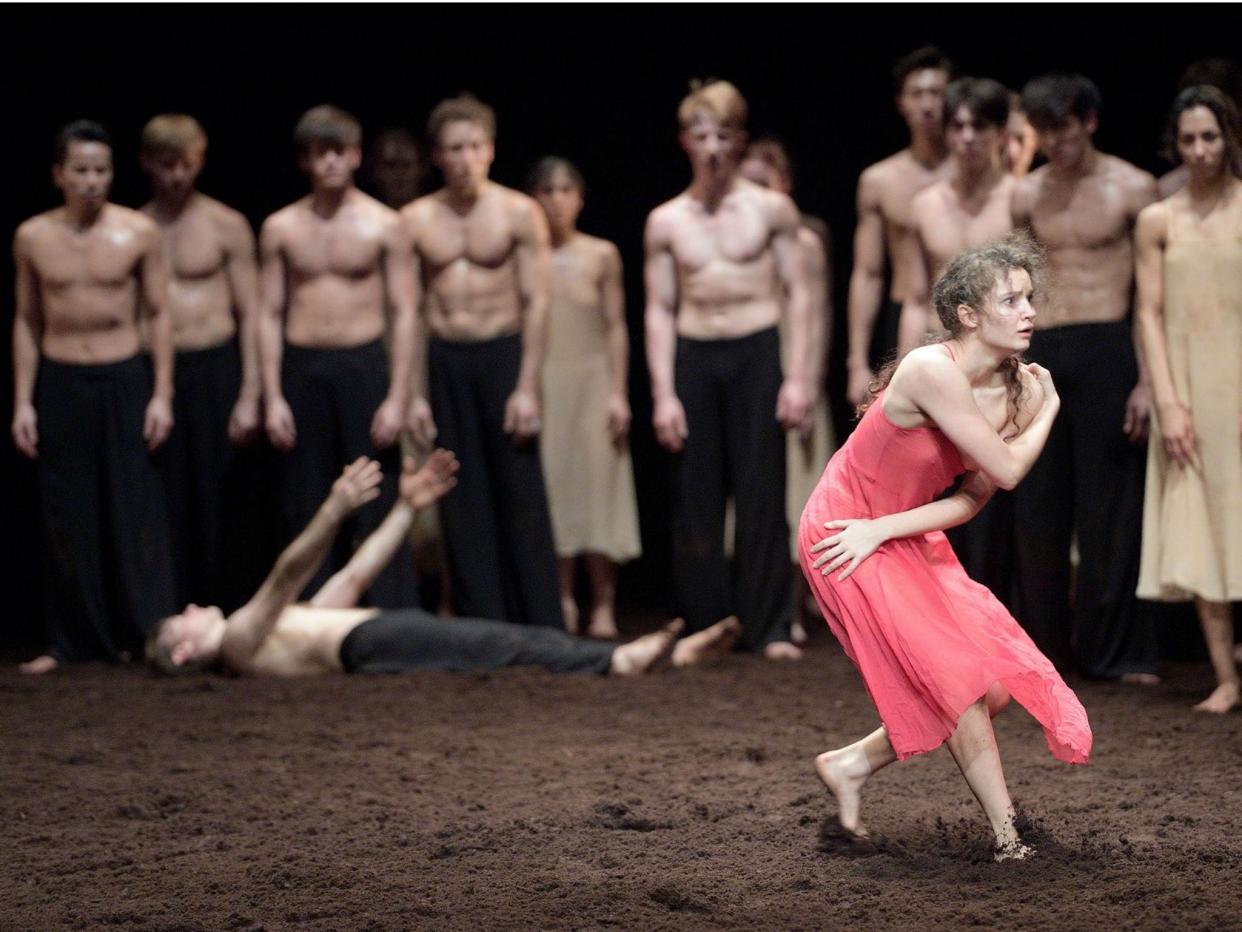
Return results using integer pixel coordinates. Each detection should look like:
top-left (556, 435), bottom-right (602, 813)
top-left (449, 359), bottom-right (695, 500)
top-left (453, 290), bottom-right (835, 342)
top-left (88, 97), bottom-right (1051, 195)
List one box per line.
top-left (3, 623), bottom-right (1241, 931)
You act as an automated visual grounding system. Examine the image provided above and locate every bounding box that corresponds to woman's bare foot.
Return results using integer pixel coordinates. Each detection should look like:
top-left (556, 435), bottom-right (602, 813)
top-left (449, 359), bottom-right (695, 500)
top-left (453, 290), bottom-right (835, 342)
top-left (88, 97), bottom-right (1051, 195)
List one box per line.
top-left (1121, 672), bottom-right (1161, 686)
top-left (19, 654), bottom-right (58, 675)
top-left (671, 616), bottom-right (740, 667)
top-left (763, 640), bottom-right (803, 661)
top-left (609, 620), bottom-right (683, 677)
top-left (994, 840), bottom-right (1034, 862)
top-left (1193, 681), bottom-right (1240, 714)
top-left (586, 606), bottom-right (619, 640)
top-left (561, 597), bottom-right (580, 636)
top-left (814, 747), bottom-right (870, 838)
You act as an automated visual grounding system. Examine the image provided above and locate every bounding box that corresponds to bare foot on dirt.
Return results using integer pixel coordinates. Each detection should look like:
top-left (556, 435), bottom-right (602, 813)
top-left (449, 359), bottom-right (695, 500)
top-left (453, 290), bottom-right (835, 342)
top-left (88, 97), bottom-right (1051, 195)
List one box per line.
top-left (994, 840), bottom-right (1034, 862)
top-left (763, 641), bottom-right (803, 662)
top-left (610, 620), bottom-right (682, 677)
top-left (671, 616), bottom-right (740, 668)
top-left (19, 654), bottom-right (58, 675)
top-left (1121, 672), bottom-right (1161, 686)
top-left (561, 597), bottom-right (580, 636)
top-left (1193, 681), bottom-right (1240, 714)
top-left (814, 747), bottom-right (870, 838)
top-left (586, 607), bottom-right (619, 640)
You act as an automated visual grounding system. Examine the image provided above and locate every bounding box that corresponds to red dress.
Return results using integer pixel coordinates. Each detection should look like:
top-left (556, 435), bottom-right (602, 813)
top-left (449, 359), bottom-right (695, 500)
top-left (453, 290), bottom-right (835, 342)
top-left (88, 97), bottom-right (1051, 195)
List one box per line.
top-left (798, 391), bottom-right (1092, 764)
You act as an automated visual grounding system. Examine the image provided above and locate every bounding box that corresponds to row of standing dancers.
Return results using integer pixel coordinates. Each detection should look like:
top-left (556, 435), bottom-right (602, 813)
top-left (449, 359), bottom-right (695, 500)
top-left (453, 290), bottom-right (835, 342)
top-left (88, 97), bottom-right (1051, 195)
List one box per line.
top-left (10, 48), bottom-right (1241, 856)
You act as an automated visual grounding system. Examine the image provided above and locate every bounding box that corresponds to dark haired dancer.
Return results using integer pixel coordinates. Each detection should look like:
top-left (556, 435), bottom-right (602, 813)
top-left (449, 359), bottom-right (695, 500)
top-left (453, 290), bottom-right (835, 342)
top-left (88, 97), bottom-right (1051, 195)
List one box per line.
top-left (800, 236), bottom-right (1091, 860)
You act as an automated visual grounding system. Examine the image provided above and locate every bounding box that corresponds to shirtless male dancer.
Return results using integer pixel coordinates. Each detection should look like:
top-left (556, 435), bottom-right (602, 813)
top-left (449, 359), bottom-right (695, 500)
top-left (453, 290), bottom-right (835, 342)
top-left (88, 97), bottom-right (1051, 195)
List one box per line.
top-left (146, 452), bottom-right (740, 677)
top-left (845, 46), bottom-right (953, 407)
top-left (402, 95), bottom-right (563, 629)
top-left (898, 79), bottom-right (1018, 606)
top-left (645, 80), bottom-right (810, 659)
top-left (140, 114), bottom-right (267, 610)
top-left (12, 120), bottom-right (175, 673)
top-left (259, 105), bottom-right (420, 606)
top-left (1012, 74), bottom-right (1159, 680)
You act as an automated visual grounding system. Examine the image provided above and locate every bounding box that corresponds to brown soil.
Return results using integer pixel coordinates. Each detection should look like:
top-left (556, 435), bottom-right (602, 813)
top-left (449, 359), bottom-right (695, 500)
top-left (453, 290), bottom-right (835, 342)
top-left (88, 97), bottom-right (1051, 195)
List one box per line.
top-left (3, 624), bottom-right (1240, 931)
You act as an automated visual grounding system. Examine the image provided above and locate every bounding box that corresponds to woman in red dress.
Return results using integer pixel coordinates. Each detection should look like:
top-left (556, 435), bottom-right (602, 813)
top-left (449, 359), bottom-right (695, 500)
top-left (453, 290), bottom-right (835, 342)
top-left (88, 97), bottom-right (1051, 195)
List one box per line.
top-left (799, 235), bottom-right (1092, 860)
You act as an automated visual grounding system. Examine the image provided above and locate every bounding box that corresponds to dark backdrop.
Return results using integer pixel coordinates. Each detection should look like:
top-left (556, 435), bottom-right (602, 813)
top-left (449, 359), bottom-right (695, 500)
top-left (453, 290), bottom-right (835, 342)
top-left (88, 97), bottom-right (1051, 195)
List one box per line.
top-left (4, 5), bottom-right (1236, 649)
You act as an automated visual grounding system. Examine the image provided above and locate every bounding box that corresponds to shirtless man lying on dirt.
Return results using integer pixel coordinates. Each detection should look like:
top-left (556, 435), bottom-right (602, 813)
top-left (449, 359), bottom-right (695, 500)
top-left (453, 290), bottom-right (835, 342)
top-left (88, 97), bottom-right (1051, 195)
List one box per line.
top-left (146, 451), bottom-right (739, 677)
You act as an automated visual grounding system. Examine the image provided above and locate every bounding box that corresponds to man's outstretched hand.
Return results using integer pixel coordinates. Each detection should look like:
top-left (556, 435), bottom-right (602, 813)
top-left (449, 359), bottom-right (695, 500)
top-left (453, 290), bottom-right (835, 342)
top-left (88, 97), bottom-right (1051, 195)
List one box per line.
top-left (328, 457), bottom-right (384, 516)
top-left (400, 449), bottom-right (460, 510)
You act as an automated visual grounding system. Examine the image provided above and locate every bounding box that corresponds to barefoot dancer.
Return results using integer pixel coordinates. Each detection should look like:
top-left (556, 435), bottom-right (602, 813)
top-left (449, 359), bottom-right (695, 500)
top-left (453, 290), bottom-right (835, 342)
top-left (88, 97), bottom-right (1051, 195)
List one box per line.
top-left (147, 452), bottom-right (739, 678)
top-left (799, 236), bottom-right (1092, 859)
top-left (1135, 86), bottom-right (1242, 713)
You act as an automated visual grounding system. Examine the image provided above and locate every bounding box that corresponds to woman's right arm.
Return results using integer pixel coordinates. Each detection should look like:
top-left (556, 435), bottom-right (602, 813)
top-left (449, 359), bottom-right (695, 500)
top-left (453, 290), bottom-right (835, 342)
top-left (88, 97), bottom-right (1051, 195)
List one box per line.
top-left (901, 350), bottom-right (1059, 491)
top-left (1134, 203), bottom-right (1198, 468)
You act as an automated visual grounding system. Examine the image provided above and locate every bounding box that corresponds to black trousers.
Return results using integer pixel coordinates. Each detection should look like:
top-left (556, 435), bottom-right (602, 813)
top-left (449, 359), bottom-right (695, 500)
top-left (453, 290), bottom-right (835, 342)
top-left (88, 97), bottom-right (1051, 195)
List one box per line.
top-left (1012, 322), bottom-right (1157, 677)
top-left (158, 341), bottom-right (280, 613)
top-left (36, 356), bottom-right (175, 661)
top-left (673, 327), bottom-right (791, 649)
top-left (339, 609), bottom-right (614, 675)
top-left (428, 334), bottom-right (563, 628)
top-left (946, 490), bottom-right (1018, 612)
top-left (281, 340), bottom-right (418, 607)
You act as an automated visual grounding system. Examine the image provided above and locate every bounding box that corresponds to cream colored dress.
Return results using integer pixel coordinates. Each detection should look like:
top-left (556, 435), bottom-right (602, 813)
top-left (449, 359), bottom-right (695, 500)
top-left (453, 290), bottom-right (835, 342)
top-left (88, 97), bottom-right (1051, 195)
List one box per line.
top-left (1138, 198), bottom-right (1242, 602)
top-left (540, 238), bottom-right (642, 562)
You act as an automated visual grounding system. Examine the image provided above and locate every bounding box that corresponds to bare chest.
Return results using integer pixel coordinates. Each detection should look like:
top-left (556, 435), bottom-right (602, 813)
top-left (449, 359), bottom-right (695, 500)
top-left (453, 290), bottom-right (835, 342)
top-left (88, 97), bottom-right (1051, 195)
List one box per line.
top-left (161, 213), bottom-right (228, 280)
top-left (32, 226), bottom-right (144, 292)
top-left (669, 203), bottom-right (772, 272)
top-left (1031, 178), bottom-right (1130, 251)
top-left (419, 205), bottom-right (516, 272)
top-left (922, 191), bottom-right (1013, 271)
top-left (284, 215), bottom-right (384, 279)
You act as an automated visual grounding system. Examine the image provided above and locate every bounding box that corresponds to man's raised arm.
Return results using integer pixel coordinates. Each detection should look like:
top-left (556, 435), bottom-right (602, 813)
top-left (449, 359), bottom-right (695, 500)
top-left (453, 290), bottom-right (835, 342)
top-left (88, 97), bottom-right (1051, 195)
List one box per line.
top-left (221, 458), bottom-right (383, 665)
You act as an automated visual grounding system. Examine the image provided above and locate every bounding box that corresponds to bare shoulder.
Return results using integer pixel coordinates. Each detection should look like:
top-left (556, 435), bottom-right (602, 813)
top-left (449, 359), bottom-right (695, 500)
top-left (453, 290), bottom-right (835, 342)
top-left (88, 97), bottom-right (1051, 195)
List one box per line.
top-left (400, 192), bottom-right (440, 227)
top-left (203, 196), bottom-right (256, 238)
top-left (896, 342), bottom-right (959, 388)
top-left (581, 232), bottom-right (621, 260)
top-left (645, 195), bottom-right (684, 242)
top-left (1102, 153), bottom-right (1155, 187)
top-left (14, 211), bottom-right (56, 250)
top-left (259, 200), bottom-right (303, 240)
top-left (1135, 196), bottom-right (1172, 238)
top-left (110, 203), bottom-right (158, 234)
top-left (911, 179), bottom-right (947, 217)
top-left (1012, 167), bottom-right (1046, 211)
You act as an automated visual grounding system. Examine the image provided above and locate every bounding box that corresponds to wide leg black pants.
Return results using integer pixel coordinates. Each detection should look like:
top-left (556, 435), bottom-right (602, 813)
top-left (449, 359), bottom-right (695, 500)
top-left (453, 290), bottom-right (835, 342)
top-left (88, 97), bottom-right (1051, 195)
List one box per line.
top-left (36, 356), bottom-right (175, 661)
top-left (280, 340), bottom-right (419, 607)
top-left (672, 327), bottom-right (792, 650)
top-left (428, 334), bottom-right (563, 628)
top-left (1012, 322), bottom-right (1157, 677)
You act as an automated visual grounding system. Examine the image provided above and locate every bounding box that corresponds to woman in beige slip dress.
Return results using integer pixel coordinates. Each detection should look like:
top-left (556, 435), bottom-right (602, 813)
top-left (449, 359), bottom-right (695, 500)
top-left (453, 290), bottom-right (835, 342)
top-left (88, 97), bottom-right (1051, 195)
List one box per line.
top-left (739, 140), bottom-right (836, 644)
top-left (528, 157), bottom-right (641, 638)
top-left (1135, 86), bottom-right (1242, 713)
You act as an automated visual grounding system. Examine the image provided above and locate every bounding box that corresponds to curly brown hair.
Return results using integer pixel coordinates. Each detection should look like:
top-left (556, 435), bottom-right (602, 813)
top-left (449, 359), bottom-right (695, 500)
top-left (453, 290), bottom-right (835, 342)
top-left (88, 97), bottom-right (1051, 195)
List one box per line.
top-left (860, 232), bottom-right (1045, 433)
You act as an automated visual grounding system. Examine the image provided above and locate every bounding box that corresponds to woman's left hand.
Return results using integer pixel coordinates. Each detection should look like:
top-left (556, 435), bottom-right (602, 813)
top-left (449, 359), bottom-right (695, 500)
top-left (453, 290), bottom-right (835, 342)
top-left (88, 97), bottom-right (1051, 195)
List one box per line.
top-left (809, 518), bottom-right (888, 580)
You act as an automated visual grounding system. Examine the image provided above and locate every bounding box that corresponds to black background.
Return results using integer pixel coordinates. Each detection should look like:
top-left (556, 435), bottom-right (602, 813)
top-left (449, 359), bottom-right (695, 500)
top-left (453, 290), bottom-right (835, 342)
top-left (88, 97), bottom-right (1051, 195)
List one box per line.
top-left (5, 5), bottom-right (1237, 648)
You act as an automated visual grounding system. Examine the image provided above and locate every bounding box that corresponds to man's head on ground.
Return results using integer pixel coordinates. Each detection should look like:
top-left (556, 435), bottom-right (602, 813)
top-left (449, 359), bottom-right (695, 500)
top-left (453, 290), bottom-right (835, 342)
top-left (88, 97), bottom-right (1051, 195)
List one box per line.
top-left (140, 114), bottom-right (207, 201)
top-left (892, 46), bottom-right (954, 139)
top-left (678, 79), bottom-right (748, 182)
top-left (53, 120), bottom-right (113, 208)
top-left (1021, 74), bottom-right (1101, 169)
top-left (146, 604), bottom-right (227, 676)
top-left (943, 78), bottom-right (1010, 172)
top-left (428, 94), bottom-right (496, 194)
top-left (294, 105), bottom-right (363, 192)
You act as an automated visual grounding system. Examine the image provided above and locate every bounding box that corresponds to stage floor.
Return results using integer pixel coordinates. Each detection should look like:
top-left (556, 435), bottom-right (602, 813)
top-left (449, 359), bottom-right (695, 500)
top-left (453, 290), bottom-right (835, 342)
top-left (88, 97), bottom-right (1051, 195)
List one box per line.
top-left (3, 622), bottom-right (1239, 930)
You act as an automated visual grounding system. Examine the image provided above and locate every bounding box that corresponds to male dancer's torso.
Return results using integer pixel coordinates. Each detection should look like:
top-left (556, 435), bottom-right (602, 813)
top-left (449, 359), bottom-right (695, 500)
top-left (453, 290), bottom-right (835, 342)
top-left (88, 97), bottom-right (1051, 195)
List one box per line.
top-left (1014, 154), bottom-right (1153, 328)
top-left (142, 193), bottom-right (241, 349)
top-left (266, 189), bottom-right (391, 348)
top-left (21, 204), bottom-right (154, 363)
top-left (405, 183), bottom-right (527, 341)
top-left (229, 604), bottom-right (376, 677)
top-left (864, 150), bottom-right (951, 304)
